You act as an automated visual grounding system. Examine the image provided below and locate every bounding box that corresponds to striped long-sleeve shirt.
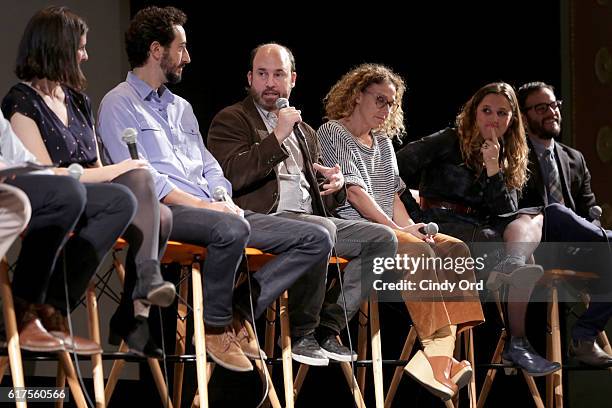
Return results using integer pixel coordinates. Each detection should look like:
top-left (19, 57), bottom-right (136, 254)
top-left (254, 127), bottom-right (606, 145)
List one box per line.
top-left (317, 120), bottom-right (405, 220)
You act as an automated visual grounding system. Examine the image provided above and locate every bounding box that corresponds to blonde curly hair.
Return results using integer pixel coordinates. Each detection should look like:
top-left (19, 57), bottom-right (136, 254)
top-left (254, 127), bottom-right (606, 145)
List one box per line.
top-left (323, 63), bottom-right (405, 138)
top-left (456, 82), bottom-right (529, 191)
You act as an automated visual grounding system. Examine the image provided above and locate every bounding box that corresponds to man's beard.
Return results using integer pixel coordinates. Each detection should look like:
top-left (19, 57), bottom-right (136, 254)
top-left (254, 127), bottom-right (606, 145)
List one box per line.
top-left (249, 87), bottom-right (277, 111)
top-left (528, 117), bottom-right (560, 140)
top-left (161, 54), bottom-right (182, 84)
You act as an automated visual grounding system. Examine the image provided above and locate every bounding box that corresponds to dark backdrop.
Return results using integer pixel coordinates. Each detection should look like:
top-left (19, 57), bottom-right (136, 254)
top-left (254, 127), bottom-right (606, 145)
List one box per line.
top-left (127, 1), bottom-right (564, 407)
top-left (131, 0), bottom-right (561, 145)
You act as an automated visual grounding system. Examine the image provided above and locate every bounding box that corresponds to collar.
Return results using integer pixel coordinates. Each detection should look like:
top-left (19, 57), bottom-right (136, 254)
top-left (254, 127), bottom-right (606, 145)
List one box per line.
top-left (126, 71), bottom-right (174, 104)
top-left (254, 101), bottom-right (277, 121)
top-left (528, 134), bottom-right (555, 159)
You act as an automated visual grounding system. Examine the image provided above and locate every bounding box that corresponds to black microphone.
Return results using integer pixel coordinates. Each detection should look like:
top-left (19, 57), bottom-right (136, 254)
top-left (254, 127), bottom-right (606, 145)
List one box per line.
top-left (275, 97), bottom-right (305, 141)
top-left (121, 128), bottom-right (139, 159)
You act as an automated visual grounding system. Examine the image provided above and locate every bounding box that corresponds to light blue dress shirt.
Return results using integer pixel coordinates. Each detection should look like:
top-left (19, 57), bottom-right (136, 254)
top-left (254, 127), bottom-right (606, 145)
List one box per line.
top-left (97, 72), bottom-right (232, 201)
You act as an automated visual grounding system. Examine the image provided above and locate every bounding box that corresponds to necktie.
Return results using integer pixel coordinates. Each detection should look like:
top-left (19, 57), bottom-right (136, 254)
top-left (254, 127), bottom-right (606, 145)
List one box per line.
top-left (542, 149), bottom-right (564, 204)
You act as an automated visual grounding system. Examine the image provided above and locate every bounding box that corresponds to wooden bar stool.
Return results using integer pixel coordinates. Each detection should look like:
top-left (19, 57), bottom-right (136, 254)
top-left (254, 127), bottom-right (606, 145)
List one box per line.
top-left (0, 257), bottom-right (27, 408)
top-left (0, 258), bottom-right (89, 408)
top-left (169, 244), bottom-right (287, 408)
top-left (268, 256), bottom-right (376, 408)
top-left (188, 247), bottom-right (285, 408)
top-left (382, 319), bottom-right (476, 408)
top-left (543, 268), bottom-right (602, 408)
top-left (476, 290), bottom-right (544, 408)
top-left (102, 239), bottom-right (175, 408)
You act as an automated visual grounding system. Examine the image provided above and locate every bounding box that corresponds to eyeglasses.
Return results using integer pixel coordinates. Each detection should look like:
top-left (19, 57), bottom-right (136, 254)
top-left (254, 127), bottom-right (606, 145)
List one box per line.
top-left (363, 91), bottom-right (396, 109)
top-left (524, 100), bottom-right (562, 114)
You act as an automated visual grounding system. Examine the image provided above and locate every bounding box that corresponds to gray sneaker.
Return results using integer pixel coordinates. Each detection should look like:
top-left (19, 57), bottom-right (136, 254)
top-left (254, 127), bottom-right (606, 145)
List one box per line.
top-left (290, 334), bottom-right (329, 366)
top-left (319, 336), bottom-right (358, 362)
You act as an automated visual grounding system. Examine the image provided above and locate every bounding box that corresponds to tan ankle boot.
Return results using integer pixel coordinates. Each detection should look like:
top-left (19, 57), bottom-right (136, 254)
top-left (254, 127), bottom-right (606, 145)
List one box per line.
top-left (450, 358), bottom-right (473, 390)
top-left (404, 350), bottom-right (457, 400)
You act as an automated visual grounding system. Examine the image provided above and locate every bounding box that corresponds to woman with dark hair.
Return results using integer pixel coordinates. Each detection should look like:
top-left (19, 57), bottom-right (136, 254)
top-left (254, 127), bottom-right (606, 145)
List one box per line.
top-left (1, 6), bottom-right (174, 357)
top-left (318, 63), bottom-right (484, 401)
top-left (396, 82), bottom-right (560, 376)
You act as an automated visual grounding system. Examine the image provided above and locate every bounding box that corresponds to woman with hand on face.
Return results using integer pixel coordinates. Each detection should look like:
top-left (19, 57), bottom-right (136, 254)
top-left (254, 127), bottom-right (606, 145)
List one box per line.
top-left (1, 6), bottom-right (174, 357)
top-left (318, 64), bottom-right (484, 401)
top-left (396, 82), bottom-right (560, 376)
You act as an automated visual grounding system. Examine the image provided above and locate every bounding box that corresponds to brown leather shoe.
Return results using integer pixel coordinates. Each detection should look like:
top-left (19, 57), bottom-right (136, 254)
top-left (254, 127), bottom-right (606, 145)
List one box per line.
top-left (15, 302), bottom-right (64, 352)
top-left (205, 325), bottom-right (253, 372)
top-left (35, 305), bottom-right (102, 355)
top-left (450, 358), bottom-right (473, 390)
top-left (232, 315), bottom-right (265, 359)
top-left (404, 351), bottom-right (457, 400)
top-left (569, 338), bottom-right (612, 367)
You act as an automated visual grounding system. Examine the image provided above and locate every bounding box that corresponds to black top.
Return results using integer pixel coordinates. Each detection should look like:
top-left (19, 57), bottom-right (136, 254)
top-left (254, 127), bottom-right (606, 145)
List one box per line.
top-left (1, 83), bottom-right (98, 167)
top-left (396, 127), bottom-right (519, 222)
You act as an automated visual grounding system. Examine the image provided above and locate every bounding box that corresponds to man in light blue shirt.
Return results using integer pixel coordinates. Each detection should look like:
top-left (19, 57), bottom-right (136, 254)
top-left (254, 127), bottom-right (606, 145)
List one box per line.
top-left (98, 6), bottom-right (333, 370)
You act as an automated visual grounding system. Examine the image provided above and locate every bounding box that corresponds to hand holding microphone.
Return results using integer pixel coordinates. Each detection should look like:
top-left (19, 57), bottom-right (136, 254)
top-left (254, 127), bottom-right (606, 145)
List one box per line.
top-left (212, 186), bottom-right (244, 217)
top-left (590, 205), bottom-right (603, 227)
top-left (122, 128), bottom-right (139, 159)
top-left (401, 221), bottom-right (438, 243)
top-left (274, 98), bottom-right (303, 143)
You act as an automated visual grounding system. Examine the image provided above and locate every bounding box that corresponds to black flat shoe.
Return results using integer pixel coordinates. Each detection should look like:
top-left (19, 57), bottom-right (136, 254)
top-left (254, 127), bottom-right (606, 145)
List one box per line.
top-left (109, 312), bottom-right (162, 359)
top-left (502, 336), bottom-right (561, 377)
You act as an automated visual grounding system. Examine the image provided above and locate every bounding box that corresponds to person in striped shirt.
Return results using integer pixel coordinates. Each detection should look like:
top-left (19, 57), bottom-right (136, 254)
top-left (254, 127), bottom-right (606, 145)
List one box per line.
top-left (318, 63), bottom-right (484, 401)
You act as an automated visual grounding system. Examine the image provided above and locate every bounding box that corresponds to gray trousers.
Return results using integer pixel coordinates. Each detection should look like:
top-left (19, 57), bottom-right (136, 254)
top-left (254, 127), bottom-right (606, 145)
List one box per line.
top-left (0, 184), bottom-right (30, 259)
top-left (277, 212), bottom-right (397, 336)
top-left (168, 207), bottom-right (333, 327)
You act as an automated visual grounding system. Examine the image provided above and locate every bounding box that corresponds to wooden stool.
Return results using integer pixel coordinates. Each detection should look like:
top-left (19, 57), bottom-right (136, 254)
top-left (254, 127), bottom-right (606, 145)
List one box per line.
top-left (478, 268), bottom-right (609, 408)
top-left (172, 245), bottom-right (288, 408)
top-left (0, 258), bottom-right (89, 408)
top-left (265, 257), bottom-right (378, 408)
top-left (382, 320), bottom-right (476, 408)
top-left (543, 268), bottom-right (603, 408)
top-left (189, 248), bottom-right (287, 408)
top-left (102, 240), bottom-right (175, 408)
top-left (477, 290), bottom-right (545, 408)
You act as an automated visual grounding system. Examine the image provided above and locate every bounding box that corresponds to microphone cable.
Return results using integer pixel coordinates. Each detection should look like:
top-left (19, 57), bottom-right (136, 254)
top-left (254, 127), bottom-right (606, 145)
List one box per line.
top-left (242, 250), bottom-right (270, 408)
top-left (62, 249), bottom-right (95, 408)
top-left (212, 191), bottom-right (268, 406)
top-left (297, 126), bottom-right (358, 406)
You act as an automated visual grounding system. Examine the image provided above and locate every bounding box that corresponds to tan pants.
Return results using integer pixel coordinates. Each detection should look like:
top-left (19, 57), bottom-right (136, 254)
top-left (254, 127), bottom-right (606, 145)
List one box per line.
top-left (394, 229), bottom-right (484, 339)
top-left (0, 184), bottom-right (30, 259)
